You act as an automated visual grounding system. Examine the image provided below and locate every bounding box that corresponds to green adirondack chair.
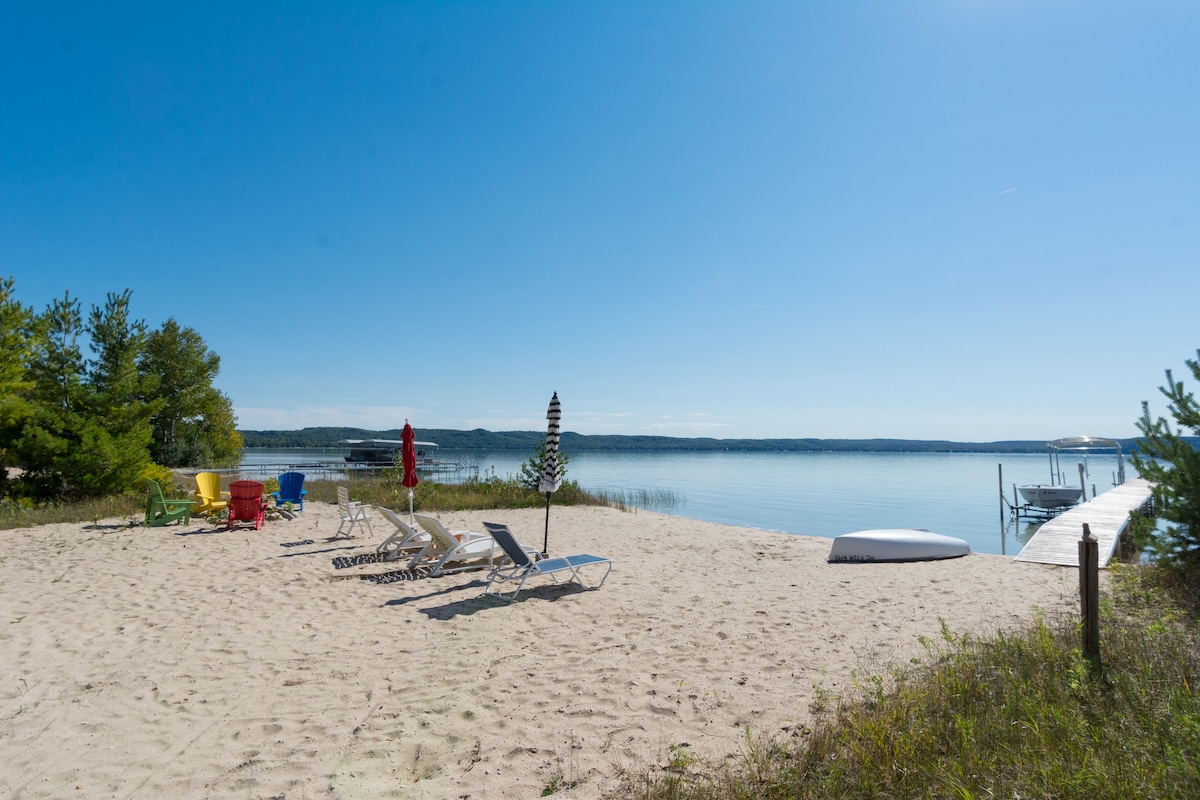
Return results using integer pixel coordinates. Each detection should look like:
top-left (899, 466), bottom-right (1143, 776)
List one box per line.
top-left (145, 479), bottom-right (195, 527)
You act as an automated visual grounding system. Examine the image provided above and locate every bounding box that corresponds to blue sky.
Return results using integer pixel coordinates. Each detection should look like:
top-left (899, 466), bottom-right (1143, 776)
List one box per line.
top-left (3, 2), bottom-right (1197, 441)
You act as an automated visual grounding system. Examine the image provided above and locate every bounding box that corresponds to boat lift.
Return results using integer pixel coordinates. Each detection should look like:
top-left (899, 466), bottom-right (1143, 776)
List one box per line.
top-left (999, 436), bottom-right (1127, 522)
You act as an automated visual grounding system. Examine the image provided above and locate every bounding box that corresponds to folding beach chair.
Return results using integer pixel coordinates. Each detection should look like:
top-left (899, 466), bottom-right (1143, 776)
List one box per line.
top-left (402, 514), bottom-right (538, 577)
top-left (375, 507), bottom-right (431, 561)
top-left (481, 522), bottom-right (613, 601)
top-left (335, 485), bottom-right (373, 538)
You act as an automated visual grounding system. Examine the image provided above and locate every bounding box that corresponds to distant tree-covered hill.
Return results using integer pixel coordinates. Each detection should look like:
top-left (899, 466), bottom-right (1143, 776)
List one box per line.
top-left (237, 427), bottom-right (1163, 454)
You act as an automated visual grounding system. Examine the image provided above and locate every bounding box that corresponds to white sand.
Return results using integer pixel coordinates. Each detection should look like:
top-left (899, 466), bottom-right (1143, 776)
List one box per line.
top-left (0, 502), bottom-right (1078, 799)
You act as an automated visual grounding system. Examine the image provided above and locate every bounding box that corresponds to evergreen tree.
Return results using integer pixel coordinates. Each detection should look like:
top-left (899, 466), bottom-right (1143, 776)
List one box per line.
top-left (82, 290), bottom-right (158, 493)
top-left (517, 442), bottom-right (569, 489)
top-left (12, 292), bottom-right (90, 499)
top-left (1130, 349), bottom-right (1200, 569)
top-left (142, 319), bottom-right (242, 467)
top-left (0, 277), bottom-right (39, 496)
top-left (11, 291), bottom-right (160, 499)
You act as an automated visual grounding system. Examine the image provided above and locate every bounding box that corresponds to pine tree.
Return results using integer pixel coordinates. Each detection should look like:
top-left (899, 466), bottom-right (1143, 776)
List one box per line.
top-left (11, 291), bottom-right (159, 499)
top-left (1130, 349), bottom-right (1200, 569)
top-left (142, 319), bottom-right (242, 467)
top-left (517, 442), bottom-right (569, 489)
top-left (13, 292), bottom-right (89, 499)
top-left (0, 277), bottom-right (38, 496)
top-left (82, 290), bottom-right (157, 494)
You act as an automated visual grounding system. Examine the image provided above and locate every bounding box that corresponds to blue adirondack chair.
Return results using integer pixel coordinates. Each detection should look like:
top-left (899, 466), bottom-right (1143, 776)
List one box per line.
top-left (272, 471), bottom-right (307, 510)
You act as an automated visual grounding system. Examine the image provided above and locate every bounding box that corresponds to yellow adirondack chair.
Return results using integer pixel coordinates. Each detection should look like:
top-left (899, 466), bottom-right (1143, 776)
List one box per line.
top-left (145, 480), bottom-right (195, 527)
top-left (193, 472), bottom-right (230, 515)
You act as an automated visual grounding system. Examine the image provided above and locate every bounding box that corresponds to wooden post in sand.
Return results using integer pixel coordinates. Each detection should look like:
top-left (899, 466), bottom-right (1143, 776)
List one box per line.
top-left (1079, 523), bottom-right (1101, 668)
top-left (998, 464), bottom-right (1004, 522)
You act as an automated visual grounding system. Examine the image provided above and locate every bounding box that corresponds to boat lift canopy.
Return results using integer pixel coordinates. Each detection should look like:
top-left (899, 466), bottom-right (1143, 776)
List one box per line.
top-left (1045, 436), bottom-right (1125, 486)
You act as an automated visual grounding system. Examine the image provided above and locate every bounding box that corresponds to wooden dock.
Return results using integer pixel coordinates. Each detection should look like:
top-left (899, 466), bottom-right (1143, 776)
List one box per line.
top-left (1015, 478), bottom-right (1154, 567)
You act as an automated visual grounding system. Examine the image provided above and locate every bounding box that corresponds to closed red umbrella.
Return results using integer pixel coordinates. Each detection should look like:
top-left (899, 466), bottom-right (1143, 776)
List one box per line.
top-left (401, 420), bottom-right (419, 522)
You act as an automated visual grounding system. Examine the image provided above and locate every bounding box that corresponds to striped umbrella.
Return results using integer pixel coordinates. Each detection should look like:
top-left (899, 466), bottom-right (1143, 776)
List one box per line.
top-left (401, 420), bottom-right (419, 523)
top-left (537, 392), bottom-right (562, 554)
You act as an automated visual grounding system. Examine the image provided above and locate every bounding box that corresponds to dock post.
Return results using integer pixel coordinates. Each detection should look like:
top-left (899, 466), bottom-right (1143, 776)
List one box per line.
top-left (1079, 523), bottom-right (1101, 670)
top-left (998, 464), bottom-right (1004, 522)
top-left (1078, 463), bottom-right (1087, 501)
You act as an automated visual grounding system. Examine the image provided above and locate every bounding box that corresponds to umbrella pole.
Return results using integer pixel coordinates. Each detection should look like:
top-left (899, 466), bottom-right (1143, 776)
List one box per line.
top-left (408, 489), bottom-right (414, 525)
top-left (543, 491), bottom-right (551, 555)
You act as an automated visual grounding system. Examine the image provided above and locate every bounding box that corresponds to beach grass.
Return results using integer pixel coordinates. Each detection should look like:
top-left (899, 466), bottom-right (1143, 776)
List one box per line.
top-left (298, 473), bottom-right (614, 513)
top-left (589, 487), bottom-right (681, 512)
top-left (0, 494), bottom-right (147, 529)
top-left (625, 564), bottom-right (1200, 800)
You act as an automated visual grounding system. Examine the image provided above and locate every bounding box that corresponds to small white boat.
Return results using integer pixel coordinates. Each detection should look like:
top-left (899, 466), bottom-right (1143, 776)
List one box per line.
top-left (828, 529), bottom-right (971, 563)
top-left (1016, 483), bottom-right (1082, 510)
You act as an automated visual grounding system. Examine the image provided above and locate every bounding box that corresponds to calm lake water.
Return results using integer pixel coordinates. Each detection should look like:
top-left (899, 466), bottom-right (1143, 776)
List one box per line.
top-left (239, 448), bottom-right (1136, 557)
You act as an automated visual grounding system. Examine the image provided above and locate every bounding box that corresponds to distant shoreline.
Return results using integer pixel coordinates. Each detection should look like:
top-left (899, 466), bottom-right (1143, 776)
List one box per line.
top-left (238, 427), bottom-right (1164, 454)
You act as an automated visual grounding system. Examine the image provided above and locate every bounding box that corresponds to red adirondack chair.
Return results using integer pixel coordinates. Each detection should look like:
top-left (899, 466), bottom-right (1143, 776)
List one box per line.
top-left (226, 480), bottom-right (268, 530)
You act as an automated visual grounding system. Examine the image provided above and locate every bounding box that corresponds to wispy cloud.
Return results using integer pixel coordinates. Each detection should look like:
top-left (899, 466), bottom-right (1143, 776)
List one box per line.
top-left (993, 187), bottom-right (1018, 196)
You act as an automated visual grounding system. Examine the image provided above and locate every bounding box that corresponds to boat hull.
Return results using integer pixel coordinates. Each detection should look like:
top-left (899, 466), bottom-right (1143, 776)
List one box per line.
top-left (1017, 484), bottom-right (1082, 509)
top-left (828, 529), bottom-right (971, 563)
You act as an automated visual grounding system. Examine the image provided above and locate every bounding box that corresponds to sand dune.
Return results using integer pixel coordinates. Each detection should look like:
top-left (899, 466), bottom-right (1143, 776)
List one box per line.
top-left (1, 502), bottom-right (1077, 799)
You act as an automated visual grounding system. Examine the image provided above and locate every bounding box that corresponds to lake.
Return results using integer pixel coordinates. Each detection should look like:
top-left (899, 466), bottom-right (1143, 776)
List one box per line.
top-left (239, 448), bottom-right (1136, 557)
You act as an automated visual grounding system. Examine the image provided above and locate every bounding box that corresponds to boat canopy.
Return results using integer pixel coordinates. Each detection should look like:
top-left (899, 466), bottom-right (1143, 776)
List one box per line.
top-left (337, 439), bottom-right (439, 449)
top-left (1046, 436), bottom-right (1122, 451)
top-left (1044, 436), bottom-right (1125, 487)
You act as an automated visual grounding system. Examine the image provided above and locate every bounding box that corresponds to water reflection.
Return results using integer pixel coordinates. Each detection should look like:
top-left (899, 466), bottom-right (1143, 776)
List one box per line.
top-left (998, 518), bottom-right (1045, 555)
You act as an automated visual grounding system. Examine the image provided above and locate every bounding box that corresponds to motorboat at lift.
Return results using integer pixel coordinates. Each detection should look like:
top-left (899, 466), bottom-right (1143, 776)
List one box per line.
top-left (1015, 484), bottom-right (1083, 510)
top-left (1015, 436), bottom-right (1126, 512)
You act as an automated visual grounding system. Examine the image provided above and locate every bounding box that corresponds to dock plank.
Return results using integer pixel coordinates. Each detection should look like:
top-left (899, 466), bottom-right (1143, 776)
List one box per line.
top-left (1015, 478), bottom-right (1154, 567)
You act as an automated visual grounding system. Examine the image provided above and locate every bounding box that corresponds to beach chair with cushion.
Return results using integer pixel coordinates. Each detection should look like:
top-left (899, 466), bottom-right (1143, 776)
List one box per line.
top-left (375, 507), bottom-right (432, 561)
top-left (145, 479), bottom-right (195, 527)
top-left (335, 485), bottom-right (373, 539)
top-left (482, 522), bottom-right (613, 601)
top-left (226, 480), bottom-right (268, 531)
top-left (272, 471), bottom-right (307, 510)
top-left (406, 514), bottom-right (527, 576)
top-left (193, 472), bottom-right (230, 515)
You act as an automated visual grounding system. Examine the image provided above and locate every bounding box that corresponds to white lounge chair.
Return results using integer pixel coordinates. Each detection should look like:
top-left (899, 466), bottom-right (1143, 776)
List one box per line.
top-left (335, 485), bottom-right (374, 539)
top-left (407, 514), bottom-right (532, 576)
top-left (482, 522), bottom-right (614, 601)
top-left (375, 507), bottom-right (431, 561)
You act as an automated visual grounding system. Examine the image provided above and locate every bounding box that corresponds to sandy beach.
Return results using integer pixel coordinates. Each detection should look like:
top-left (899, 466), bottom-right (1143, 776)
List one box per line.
top-left (1, 501), bottom-right (1079, 799)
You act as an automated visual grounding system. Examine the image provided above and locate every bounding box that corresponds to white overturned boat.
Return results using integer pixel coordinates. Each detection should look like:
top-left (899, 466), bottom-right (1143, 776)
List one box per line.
top-left (828, 529), bottom-right (971, 563)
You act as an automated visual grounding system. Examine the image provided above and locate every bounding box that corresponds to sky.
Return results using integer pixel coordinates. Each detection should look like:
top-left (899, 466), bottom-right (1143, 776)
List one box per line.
top-left (3, 1), bottom-right (1197, 441)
